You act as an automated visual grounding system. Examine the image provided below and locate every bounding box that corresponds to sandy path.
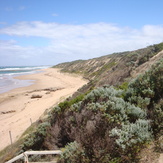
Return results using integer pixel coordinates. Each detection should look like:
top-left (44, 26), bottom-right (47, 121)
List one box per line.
top-left (0, 68), bottom-right (87, 151)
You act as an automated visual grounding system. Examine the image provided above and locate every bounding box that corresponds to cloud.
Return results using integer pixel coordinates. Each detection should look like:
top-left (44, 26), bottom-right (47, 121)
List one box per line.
top-left (0, 40), bottom-right (34, 58)
top-left (0, 22), bottom-right (122, 38)
top-left (142, 25), bottom-right (163, 37)
top-left (0, 22), bottom-right (163, 66)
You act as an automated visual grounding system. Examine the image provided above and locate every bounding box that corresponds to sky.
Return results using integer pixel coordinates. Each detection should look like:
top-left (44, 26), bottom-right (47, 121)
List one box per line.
top-left (0, 0), bottom-right (163, 66)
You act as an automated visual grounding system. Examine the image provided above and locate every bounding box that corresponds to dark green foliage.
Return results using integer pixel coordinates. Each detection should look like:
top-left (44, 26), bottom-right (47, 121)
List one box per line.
top-left (118, 82), bottom-right (129, 90)
top-left (152, 100), bottom-right (163, 135)
top-left (54, 94), bottom-right (86, 113)
top-left (58, 101), bottom-right (71, 112)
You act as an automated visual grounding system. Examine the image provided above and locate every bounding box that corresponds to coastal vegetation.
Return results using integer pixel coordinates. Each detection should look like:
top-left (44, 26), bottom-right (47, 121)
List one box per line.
top-left (0, 43), bottom-right (163, 162)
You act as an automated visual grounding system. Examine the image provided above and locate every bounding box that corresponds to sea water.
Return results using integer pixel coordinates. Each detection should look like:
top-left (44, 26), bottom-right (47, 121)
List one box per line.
top-left (0, 66), bottom-right (49, 94)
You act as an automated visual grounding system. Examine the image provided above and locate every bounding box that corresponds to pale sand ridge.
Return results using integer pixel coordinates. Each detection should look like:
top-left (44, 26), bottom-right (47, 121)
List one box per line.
top-left (0, 68), bottom-right (87, 151)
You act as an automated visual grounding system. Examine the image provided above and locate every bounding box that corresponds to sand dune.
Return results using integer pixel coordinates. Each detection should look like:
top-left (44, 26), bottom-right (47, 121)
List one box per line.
top-left (0, 68), bottom-right (87, 151)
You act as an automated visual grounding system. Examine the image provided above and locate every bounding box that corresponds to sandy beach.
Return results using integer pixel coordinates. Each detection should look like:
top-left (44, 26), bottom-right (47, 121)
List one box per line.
top-left (0, 68), bottom-right (87, 151)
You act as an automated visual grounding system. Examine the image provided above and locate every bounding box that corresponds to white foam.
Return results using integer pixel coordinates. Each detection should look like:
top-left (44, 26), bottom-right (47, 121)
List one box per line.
top-left (0, 66), bottom-right (50, 72)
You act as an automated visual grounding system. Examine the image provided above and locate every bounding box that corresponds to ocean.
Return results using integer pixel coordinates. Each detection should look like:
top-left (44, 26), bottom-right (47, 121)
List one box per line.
top-left (0, 66), bottom-right (49, 94)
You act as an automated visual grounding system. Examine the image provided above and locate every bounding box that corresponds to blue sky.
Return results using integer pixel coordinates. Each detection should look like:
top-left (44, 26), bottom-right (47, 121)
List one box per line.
top-left (0, 0), bottom-right (163, 66)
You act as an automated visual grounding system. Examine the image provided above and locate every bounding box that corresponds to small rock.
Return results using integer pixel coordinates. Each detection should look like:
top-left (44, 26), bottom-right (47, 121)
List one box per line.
top-left (31, 94), bottom-right (43, 99)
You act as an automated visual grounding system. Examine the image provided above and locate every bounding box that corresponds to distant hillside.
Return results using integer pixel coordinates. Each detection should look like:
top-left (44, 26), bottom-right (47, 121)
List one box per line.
top-left (54, 43), bottom-right (163, 88)
top-left (1, 43), bottom-right (163, 163)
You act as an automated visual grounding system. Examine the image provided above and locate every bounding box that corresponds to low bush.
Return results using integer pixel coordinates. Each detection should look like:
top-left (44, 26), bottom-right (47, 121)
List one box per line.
top-left (21, 122), bottom-right (50, 151)
top-left (58, 141), bottom-right (90, 163)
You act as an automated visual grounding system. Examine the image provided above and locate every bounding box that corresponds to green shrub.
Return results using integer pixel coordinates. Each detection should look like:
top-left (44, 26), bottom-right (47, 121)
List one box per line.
top-left (127, 59), bottom-right (163, 104)
top-left (21, 122), bottom-right (50, 151)
top-left (53, 93), bottom-right (86, 114)
top-left (124, 59), bottom-right (163, 136)
top-left (58, 141), bottom-right (90, 163)
top-left (118, 82), bottom-right (129, 90)
top-left (82, 87), bottom-right (146, 123)
top-left (110, 119), bottom-right (152, 150)
top-left (153, 42), bottom-right (163, 53)
top-left (152, 100), bottom-right (163, 135)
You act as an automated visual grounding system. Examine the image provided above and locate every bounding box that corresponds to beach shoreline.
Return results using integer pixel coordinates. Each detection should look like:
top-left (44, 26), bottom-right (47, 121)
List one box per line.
top-left (0, 68), bottom-right (87, 151)
top-left (0, 66), bottom-right (49, 94)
